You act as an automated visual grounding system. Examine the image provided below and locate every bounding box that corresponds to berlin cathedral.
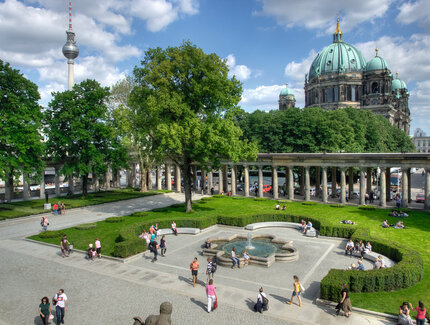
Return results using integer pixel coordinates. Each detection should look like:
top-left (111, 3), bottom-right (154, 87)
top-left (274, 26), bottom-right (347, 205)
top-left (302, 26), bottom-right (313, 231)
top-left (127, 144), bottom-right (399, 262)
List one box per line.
top-left (279, 17), bottom-right (410, 134)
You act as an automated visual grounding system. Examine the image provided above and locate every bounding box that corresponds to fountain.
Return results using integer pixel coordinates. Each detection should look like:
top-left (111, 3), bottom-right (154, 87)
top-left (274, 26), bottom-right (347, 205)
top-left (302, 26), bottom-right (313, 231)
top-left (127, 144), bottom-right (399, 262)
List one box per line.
top-left (245, 232), bottom-right (255, 250)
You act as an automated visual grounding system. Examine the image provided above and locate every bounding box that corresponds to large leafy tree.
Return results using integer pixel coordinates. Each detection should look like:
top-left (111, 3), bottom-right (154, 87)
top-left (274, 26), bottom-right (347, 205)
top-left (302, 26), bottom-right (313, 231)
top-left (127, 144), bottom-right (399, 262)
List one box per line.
top-left (131, 41), bottom-right (258, 211)
top-left (238, 107), bottom-right (415, 153)
top-left (0, 60), bottom-right (44, 199)
top-left (44, 79), bottom-right (128, 196)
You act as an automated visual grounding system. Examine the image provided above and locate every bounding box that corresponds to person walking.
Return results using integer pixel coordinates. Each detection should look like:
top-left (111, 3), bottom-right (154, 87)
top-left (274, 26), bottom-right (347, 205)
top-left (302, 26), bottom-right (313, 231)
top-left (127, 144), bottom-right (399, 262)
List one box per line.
top-left (95, 238), bottom-right (101, 258)
top-left (339, 283), bottom-right (351, 317)
top-left (287, 275), bottom-right (304, 307)
top-left (60, 235), bottom-right (70, 258)
top-left (190, 257), bottom-right (200, 287)
top-left (53, 289), bottom-right (68, 325)
top-left (206, 257), bottom-right (214, 283)
top-left (61, 202), bottom-right (66, 214)
top-left (160, 235), bottom-right (167, 256)
top-left (38, 296), bottom-right (52, 325)
top-left (206, 279), bottom-right (217, 313)
top-left (40, 217), bottom-right (49, 231)
top-left (254, 287), bottom-right (268, 313)
top-left (149, 238), bottom-right (158, 262)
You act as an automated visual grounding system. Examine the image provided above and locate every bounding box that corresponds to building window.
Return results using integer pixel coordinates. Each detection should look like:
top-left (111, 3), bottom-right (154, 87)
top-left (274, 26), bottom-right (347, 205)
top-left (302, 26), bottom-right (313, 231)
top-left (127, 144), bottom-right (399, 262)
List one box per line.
top-left (327, 88), bottom-right (333, 102)
top-left (351, 85), bottom-right (356, 101)
top-left (334, 86), bottom-right (338, 102)
top-left (371, 82), bottom-right (379, 94)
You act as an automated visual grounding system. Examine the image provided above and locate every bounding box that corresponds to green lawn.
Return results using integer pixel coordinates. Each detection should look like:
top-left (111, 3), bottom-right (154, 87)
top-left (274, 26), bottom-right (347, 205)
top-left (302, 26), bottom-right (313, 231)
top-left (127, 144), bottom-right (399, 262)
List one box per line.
top-left (0, 188), bottom-right (170, 220)
top-left (28, 196), bottom-right (430, 316)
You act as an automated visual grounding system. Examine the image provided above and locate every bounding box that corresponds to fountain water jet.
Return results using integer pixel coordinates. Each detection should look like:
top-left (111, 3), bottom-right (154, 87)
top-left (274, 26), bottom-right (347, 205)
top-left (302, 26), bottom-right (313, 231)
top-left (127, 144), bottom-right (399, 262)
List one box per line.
top-left (245, 232), bottom-right (255, 250)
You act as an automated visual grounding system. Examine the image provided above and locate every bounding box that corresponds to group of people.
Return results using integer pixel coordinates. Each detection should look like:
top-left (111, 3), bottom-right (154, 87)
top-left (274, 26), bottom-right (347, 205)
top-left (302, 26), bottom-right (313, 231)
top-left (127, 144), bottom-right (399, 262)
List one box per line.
top-left (345, 239), bottom-right (372, 258)
top-left (275, 204), bottom-right (286, 210)
top-left (87, 238), bottom-right (102, 260)
top-left (52, 202), bottom-right (66, 215)
top-left (382, 219), bottom-right (405, 229)
top-left (38, 289), bottom-right (68, 325)
top-left (138, 223), bottom-right (171, 261)
top-left (390, 210), bottom-right (409, 218)
top-left (231, 246), bottom-right (250, 269)
top-left (398, 301), bottom-right (427, 325)
top-left (300, 220), bottom-right (313, 234)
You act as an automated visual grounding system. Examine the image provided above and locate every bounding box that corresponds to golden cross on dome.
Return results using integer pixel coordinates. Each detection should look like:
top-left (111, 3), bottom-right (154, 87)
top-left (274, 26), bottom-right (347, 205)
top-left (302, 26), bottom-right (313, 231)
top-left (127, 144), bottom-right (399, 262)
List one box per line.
top-left (396, 72), bottom-right (399, 79)
top-left (375, 48), bottom-right (379, 56)
top-left (285, 83), bottom-right (289, 87)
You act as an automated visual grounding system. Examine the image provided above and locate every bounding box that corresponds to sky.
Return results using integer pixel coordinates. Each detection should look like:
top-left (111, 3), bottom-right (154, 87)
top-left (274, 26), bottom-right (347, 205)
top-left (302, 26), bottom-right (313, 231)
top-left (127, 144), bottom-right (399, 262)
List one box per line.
top-left (1, 0), bottom-right (430, 136)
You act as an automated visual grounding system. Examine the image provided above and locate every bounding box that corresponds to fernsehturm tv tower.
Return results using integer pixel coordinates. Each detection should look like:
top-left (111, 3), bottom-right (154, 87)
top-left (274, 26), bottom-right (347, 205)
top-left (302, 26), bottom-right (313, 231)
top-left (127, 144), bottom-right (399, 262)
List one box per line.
top-left (62, 0), bottom-right (79, 90)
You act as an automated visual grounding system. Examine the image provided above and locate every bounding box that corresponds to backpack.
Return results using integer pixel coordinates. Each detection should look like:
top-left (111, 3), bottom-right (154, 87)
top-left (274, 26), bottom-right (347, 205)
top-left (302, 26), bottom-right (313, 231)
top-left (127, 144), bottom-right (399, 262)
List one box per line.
top-left (262, 295), bottom-right (269, 306)
top-left (211, 260), bottom-right (217, 273)
top-left (40, 218), bottom-right (44, 226)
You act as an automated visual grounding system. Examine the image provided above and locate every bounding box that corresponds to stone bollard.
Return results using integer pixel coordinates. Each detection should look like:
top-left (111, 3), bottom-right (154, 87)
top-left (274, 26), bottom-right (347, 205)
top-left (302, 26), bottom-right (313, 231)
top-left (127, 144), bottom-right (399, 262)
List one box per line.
top-left (133, 301), bottom-right (172, 325)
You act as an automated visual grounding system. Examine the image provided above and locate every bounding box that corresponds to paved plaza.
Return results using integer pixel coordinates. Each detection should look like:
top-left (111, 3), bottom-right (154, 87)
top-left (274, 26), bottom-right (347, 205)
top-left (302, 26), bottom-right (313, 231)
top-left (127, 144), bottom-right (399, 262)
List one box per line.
top-left (0, 193), bottom-right (396, 324)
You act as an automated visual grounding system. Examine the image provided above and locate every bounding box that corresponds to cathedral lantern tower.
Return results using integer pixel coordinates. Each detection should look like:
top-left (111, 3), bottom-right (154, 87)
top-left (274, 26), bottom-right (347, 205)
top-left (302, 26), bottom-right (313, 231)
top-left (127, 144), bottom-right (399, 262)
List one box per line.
top-left (279, 83), bottom-right (296, 110)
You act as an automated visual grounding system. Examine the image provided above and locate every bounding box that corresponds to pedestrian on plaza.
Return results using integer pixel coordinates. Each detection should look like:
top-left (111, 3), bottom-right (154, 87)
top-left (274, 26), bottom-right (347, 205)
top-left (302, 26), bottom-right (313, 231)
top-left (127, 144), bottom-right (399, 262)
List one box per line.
top-left (38, 296), bottom-right (52, 325)
top-left (206, 279), bottom-right (217, 313)
top-left (91, 247), bottom-right (96, 261)
top-left (60, 235), bottom-right (70, 258)
top-left (87, 242), bottom-right (93, 260)
top-left (339, 283), bottom-right (351, 317)
top-left (190, 257), bottom-right (200, 287)
top-left (40, 216), bottom-right (49, 231)
top-left (149, 238), bottom-right (158, 262)
top-left (57, 201), bottom-right (62, 215)
top-left (53, 203), bottom-right (58, 215)
top-left (53, 289), bottom-right (68, 325)
top-left (95, 238), bottom-right (101, 258)
top-left (210, 187), bottom-right (214, 195)
top-left (160, 235), bottom-right (167, 256)
top-left (254, 287), bottom-right (268, 313)
top-left (369, 191), bottom-right (374, 203)
top-left (206, 257), bottom-right (214, 283)
top-left (413, 300), bottom-right (427, 325)
top-left (61, 203), bottom-right (66, 214)
top-left (287, 275), bottom-right (304, 307)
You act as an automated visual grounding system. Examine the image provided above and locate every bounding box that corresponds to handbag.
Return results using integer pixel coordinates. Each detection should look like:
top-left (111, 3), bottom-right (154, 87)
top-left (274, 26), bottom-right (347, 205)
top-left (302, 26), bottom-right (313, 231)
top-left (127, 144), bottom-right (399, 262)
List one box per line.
top-left (49, 314), bottom-right (54, 320)
top-left (213, 296), bottom-right (218, 310)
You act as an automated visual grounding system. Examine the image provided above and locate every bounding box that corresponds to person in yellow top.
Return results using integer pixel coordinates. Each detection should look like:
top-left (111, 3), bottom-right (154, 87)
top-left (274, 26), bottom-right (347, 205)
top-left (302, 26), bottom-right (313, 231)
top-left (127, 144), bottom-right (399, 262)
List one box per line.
top-left (287, 275), bottom-right (304, 307)
top-left (190, 257), bottom-right (200, 287)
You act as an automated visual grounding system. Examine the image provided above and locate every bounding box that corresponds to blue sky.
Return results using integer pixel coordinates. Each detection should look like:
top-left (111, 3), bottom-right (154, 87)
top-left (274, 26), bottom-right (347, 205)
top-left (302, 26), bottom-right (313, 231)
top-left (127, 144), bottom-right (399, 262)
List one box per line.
top-left (1, 0), bottom-right (430, 136)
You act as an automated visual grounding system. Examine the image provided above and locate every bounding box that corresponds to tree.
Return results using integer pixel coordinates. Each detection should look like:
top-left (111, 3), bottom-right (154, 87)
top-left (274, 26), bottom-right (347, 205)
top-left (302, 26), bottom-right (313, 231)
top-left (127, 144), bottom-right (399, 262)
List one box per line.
top-left (131, 41), bottom-right (258, 211)
top-left (0, 60), bottom-right (44, 200)
top-left (44, 79), bottom-right (128, 196)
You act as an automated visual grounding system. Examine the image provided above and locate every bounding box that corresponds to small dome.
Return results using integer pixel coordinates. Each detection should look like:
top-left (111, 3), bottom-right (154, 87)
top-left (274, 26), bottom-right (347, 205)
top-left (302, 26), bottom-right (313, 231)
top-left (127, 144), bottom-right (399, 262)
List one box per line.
top-left (392, 77), bottom-right (407, 92)
top-left (280, 87), bottom-right (294, 96)
top-left (366, 55), bottom-right (389, 71)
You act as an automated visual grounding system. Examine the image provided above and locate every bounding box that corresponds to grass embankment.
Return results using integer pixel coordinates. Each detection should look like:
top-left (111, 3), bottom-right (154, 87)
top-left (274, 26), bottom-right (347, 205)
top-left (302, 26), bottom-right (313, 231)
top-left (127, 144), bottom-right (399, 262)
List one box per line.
top-left (28, 196), bottom-right (430, 315)
top-left (0, 189), bottom-right (170, 220)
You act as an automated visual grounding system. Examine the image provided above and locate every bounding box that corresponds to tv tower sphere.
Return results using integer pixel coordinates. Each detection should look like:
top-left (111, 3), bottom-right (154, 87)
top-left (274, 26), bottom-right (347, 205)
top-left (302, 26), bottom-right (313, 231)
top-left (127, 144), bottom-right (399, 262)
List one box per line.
top-left (62, 30), bottom-right (79, 60)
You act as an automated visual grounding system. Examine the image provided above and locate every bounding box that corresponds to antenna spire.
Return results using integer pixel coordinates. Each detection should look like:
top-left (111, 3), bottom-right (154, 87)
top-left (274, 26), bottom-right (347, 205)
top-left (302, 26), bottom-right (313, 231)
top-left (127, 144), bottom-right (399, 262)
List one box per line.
top-left (68, 0), bottom-right (72, 31)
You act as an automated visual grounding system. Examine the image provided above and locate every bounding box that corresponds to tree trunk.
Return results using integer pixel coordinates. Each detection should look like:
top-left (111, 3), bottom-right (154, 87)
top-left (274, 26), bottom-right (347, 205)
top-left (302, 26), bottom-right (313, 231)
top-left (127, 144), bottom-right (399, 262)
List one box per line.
top-left (4, 172), bottom-right (13, 202)
top-left (184, 160), bottom-right (193, 212)
top-left (82, 173), bottom-right (88, 196)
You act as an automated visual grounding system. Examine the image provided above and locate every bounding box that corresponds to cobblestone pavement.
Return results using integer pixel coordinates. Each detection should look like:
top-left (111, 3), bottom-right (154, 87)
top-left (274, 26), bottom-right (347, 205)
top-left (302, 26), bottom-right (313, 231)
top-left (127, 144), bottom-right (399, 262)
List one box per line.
top-left (0, 193), bottom-right (396, 324)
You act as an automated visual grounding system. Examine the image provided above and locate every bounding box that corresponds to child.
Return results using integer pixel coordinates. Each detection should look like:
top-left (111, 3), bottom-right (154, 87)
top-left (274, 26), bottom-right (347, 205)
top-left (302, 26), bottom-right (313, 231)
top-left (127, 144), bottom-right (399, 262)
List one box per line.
top-left (242, 250), bottom-right (250, 266)
top-left (91, 247), bottom-right (96, 261)
top-left (287, 275), bottom-right (304, 307)
top-left (95, 238), bottom-right (101, 258)
top-left (160, 235), bottom-right (167, 256)
top-left (87, 243), bottom-right (93, 260)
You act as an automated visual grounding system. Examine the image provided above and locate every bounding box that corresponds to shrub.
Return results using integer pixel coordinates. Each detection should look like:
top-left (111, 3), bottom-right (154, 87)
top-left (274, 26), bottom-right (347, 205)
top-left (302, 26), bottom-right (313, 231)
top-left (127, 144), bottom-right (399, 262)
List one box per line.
top-left (232, 197), bottom-right (245, 200)
top-left (330, 204), bottom-right (345, 208)
top-left (39, 230), bottom-right (64, 238)
top-left (212, 194), bottom-right (226, 198)
top-left (75, 223), bottom-right (97, 230)
top-left (105, 216), bottom-right (125, 223)
top-left (130, 212), bottom-right (148, 217)
top-left (201, 197), bottom-right (214, 201)
top-left (302, 201), bottom-right (317, 206)
top-left (358, 206), bottom-right (376, 210)
top-left (277, 200), bottom-right (292, 204)
top-left (254, 197), bottom-right (268, 201)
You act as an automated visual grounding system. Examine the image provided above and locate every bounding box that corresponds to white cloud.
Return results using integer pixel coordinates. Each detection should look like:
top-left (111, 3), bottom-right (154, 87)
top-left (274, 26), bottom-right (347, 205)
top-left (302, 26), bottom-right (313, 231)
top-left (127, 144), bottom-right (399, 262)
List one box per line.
top-left (284, 50), bottom-right (317, 83)
top-left (397, 0), bottom-right (430, 31)
top-left (226, 54), bottom-right (252, 81)
top-left (256, 0), bottom-right (392, 33)
top-left (240, 84), bottom-right (303, 111)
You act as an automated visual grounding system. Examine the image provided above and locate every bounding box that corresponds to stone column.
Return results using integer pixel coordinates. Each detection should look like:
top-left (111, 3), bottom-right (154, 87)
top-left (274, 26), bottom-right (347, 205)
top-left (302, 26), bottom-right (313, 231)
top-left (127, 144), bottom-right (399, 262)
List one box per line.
top-left (69, 176), bottom-right (75, 194)
top-left (359, 168), bottom-right (366, 205)
top-left (193, 166), bottom-right (198, 191)
top-left (407, 168), bottom-right (412, 203)
top-left (322, 167), bottom-right (328, 203)
top-left (156, 166), bottom-right (162, 190)
top-left (304, 166), bottom-right (310, 201)
top-left (258, 166), bottom-right (264, 198)
top-left (380, 170), bottom-right (386, 207)
top-left (401, 169), bottom-right (408, 208)
top-left (207, 170), bottom-right (213, 194)
top-left (39, 172), bottom-right (45, 199)
top-left (288, 167), bottom-right (294, 200)
top-left (222, 165), bottom-right (228, 194)
top-left (340, 168), bottom-right (346, 204)
top-left (300, 167), bottom-right (304, 196)
top-left (425, 168), bottom-right (430, 210)
top-left (147, 168), bottom-right (153, 190)
top-left (331, 167), bottom-right (337, 198)
top-left (55, 167), bottom-right (61, 196)
top-left (131, 164), bottom-right (137, 188)
top-left (104, 169), bottom-right (110, 190)
top-left (366, 167), bottom-right (372, 194)
top-left (315, 166), bottom-right (321, 198)
top-left (272, 166), bottom-right (279, 200)
top-left (218, 167), bottom-right (224, 194)
top-left (231, 165), bottom-right (237, 196)
top-left (166, 164), bottom-right (172, 191)
top-left (348, 167), bottom-right (354, 200)
top-left (93, 173), bottom-right (99, 191)
top-left (244, 165), bottom-right (250, 197)
top-left (201, 169), bottom-right (207, 193)
top-left (23, 173), bottom-right (30, 200)
top-left (126, 169), bottom-right (132, 188)
top-left (385, 167), bottom-right (391, 201)
top-left (175, 165), bottom-right (181, 193)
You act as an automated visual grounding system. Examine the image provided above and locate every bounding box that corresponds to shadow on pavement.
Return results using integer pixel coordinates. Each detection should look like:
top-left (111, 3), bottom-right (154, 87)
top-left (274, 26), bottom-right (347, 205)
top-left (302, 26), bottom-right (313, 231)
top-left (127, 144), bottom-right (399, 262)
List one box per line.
top-left (190, 297), bottom-right (206, 312)
top-left (245, 298), bottom-right (255, 311)
top-left (269, 293), bottom-right (287, 304)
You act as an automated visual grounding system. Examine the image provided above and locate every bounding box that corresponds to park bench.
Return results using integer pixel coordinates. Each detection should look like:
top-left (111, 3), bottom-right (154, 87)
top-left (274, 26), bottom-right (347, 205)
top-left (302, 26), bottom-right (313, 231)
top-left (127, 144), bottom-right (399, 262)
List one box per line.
top-left (245, 221), bottom-right (317, 237)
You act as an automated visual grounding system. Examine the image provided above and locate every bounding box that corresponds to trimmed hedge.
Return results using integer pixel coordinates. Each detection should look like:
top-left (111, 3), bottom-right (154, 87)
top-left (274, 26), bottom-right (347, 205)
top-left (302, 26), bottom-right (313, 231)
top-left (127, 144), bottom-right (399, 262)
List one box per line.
top-left (302, 201), bottom-right (317, 206)
top-left (212, 195), bottom-right (226, 198)
top-left (277, 200), bottom-right (292, 204)
top-left (320, 227), bottom-right (423, 300)
top-left (330, 204), bottom-right (345, 208)
top-left (39, 230), bottom-right (64, 238)
top-left (75, 223), bottom-right (97, 230)
top-left (232, 197), bottom-right (245, 200)
top-left (105, 216), bottom-right (125, 223)
top-left (254, 197), bottom-right (268, 201)
top-left (358, 206), bottom-right (376, 210)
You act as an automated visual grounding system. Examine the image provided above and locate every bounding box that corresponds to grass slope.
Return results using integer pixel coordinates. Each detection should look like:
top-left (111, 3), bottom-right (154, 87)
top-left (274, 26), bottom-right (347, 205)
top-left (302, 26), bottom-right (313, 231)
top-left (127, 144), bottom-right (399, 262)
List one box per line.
top-left (29, 196), bottom-right (430, 315)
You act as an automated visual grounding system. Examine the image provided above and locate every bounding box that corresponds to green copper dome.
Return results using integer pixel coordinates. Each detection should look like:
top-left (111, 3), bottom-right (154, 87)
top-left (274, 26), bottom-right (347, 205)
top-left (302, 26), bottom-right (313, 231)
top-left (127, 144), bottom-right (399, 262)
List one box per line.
top-left (392, 77), bottom-right (407, 91)
top-left (366, 55), bottom-right (389, 71)
top-left (280, 87), bottom-right (294, 96)
top-left (308, 18), bottom-right (366, 80)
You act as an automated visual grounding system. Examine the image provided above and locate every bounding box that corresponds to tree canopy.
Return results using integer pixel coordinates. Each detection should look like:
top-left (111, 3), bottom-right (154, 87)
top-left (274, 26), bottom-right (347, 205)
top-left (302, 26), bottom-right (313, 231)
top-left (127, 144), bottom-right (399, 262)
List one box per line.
top-left (44, 79), bottom-right (128, 195)
top-left (0, 60), bottom-right (44, 185)
top-left (131, 41), bottom-right (258, 211)
top-left (237, 107), bottom-right (415, 153)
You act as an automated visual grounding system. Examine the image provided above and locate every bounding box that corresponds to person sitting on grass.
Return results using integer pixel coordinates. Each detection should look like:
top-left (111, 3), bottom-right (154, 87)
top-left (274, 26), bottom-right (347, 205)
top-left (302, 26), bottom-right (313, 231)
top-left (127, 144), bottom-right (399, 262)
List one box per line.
top-left (382, 220), bottom-right (389, 228)
top-left (281, 205), bottom-right (286, 210)
top-left (275, 204), bottom-right (280, 210)
top-left (399, 211), bottom-right (409, 218)
top-left (345, 239), bottom-right (354, 256)
top-left (395, 221), bottom-right (405, 229)
top-left (390, 210), bottom-right (399, 217)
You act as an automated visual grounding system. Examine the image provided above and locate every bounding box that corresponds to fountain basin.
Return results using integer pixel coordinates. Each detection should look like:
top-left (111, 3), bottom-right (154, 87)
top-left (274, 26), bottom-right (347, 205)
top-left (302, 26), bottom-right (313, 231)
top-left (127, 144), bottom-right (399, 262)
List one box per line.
top-left (202, 234), bottom-right (298, 268)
